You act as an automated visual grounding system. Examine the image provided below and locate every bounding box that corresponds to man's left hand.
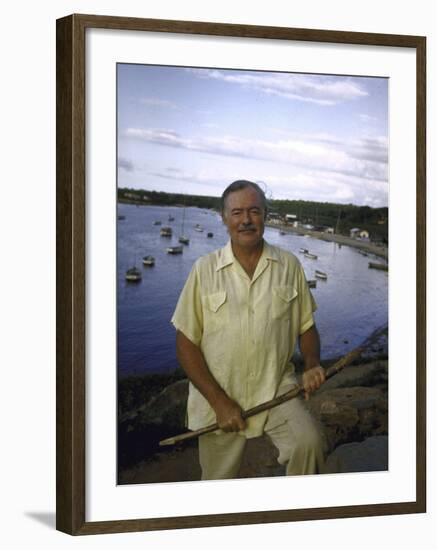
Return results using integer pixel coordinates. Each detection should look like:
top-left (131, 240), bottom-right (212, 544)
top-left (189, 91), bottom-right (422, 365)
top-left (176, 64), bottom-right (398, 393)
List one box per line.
top-left (302, 366), bottom-right (325, 400)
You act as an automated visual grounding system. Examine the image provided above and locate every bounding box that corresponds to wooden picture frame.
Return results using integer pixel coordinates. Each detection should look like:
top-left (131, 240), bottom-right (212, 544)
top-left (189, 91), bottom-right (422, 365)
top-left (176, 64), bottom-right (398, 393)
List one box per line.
top-left (56, 13), bottom-right (426, 535)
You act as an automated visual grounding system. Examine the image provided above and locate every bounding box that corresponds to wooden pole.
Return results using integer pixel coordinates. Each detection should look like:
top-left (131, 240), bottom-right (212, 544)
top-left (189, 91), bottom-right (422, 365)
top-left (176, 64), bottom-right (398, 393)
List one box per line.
top-left (159, 345), bottom-right (363, 446)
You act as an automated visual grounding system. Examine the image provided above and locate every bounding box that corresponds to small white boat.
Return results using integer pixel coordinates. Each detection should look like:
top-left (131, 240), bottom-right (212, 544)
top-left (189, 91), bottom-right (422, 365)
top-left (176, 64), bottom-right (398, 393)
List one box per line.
top-left (160, 227), bottom-right (172, 237)
top-left (194, 224), bottom-right (204, 232)
top-left (179, 236), bottom-right (190, 245)
top-left (304, 252), bottom-right (318, 260)
top-left (315, 270), bottom-right (327, 280)
top-left (142, 255), bottom-right (155, 266)
top-left (299, 248), bottom-right (309, 254)
top-left (125, 267), bottom-right (142, 282)
top-left (167, 246), bottom-right (183, 254)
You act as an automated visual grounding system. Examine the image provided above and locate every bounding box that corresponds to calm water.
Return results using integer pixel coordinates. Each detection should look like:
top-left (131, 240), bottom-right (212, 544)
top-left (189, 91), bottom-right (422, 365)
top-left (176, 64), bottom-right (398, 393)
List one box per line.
top-left (117, 203), bottom-right (388, 377)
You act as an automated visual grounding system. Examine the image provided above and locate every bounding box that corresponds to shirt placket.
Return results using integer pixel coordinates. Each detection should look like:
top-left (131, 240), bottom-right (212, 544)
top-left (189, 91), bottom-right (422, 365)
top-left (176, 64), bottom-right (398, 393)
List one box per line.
top-left (245, 260), bottom-right (269, 407)
top-left (245, 281), bottom-right (255, 405)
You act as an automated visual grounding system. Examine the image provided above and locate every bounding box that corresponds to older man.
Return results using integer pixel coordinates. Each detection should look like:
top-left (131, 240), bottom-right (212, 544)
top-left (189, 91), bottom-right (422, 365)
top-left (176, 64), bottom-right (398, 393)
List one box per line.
top-left (171, 180), bottom-right (326, 480)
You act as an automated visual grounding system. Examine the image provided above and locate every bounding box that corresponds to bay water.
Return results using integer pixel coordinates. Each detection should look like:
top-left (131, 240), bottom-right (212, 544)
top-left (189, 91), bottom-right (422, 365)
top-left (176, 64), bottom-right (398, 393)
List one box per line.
top-left (117, 203), bottom-right (388, 378)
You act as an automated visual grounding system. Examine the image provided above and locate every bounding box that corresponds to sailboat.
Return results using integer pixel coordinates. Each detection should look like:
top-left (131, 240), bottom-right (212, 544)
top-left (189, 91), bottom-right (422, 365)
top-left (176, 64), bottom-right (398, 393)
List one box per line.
top-left (178, 201), bottom-right (190, 245)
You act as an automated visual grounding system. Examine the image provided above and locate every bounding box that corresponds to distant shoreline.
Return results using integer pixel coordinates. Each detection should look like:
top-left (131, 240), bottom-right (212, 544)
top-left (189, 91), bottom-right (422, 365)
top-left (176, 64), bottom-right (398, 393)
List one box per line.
top-left (266, 222), bottom-right (388, 260)
top-left (118, 200), bottom-right (388, 260)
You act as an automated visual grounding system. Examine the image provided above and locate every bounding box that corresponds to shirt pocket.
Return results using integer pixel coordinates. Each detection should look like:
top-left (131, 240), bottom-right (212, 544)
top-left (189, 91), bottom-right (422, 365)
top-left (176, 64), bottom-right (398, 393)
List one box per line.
top-left (202, 291), bottom-right (228, 334)
top-left (272, 286), bottom-right (298, 320)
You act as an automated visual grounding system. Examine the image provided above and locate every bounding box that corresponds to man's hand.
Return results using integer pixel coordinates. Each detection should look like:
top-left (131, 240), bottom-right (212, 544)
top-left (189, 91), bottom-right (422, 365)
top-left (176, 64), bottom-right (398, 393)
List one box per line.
top-left (302, 366), bottom-right (326, 400)
top-left (213, 394), bottom-right (246, 432)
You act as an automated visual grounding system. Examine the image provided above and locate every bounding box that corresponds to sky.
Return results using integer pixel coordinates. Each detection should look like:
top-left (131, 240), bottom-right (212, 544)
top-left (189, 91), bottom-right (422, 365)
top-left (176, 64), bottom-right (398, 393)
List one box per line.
top-left (117, 64), bottom-right (388, 207)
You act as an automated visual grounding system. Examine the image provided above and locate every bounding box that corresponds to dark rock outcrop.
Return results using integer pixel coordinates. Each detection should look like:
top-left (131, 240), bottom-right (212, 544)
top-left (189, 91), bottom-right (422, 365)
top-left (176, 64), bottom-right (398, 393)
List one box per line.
top-left (323, 436), bottom-right (388, 473)
top-left (118, 360), bottom-right (388, 477)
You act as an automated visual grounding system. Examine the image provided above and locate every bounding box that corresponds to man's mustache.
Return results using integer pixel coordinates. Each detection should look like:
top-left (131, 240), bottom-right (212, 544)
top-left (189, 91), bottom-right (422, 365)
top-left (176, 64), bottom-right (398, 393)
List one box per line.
top-left (238, 225), bottom-right (257, 232)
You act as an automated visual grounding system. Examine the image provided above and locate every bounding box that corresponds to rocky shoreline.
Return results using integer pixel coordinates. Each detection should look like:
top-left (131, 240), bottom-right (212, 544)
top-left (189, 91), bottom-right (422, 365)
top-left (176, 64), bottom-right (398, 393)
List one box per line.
top-left (118, 327), bottom-right (388, 484)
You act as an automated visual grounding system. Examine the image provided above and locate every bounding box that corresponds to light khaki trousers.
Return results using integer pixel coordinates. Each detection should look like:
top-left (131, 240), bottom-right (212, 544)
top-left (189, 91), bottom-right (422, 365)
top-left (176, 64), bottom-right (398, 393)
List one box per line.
top-left (199, 386), bottom-right (327, 480)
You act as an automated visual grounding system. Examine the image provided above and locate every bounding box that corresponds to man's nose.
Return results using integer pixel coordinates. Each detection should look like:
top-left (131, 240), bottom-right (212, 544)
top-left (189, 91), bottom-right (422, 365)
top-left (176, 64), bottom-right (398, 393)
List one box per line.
top-left (242, 210), bottom-right (251, 224)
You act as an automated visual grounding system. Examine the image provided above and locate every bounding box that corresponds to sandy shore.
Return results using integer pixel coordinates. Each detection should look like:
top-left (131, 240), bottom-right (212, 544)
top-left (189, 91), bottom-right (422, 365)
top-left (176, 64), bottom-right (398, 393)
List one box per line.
top-left (266, 223), bottom-right (388, 260)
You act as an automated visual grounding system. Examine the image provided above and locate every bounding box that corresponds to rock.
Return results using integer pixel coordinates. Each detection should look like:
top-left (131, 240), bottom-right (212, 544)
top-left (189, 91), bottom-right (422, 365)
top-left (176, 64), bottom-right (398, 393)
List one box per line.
top-left (307, 386), bottom-right (388, 451)
top-left (323, 436), bottom-right (388, 473)
top-left (318, 360), bottom-right (388, 393)
top-left (139, 379), bottom-right (189, 427)
top-left (119, 364), bottom-right (389, 475)
top-left (118, 379), bottom-right (189, 469)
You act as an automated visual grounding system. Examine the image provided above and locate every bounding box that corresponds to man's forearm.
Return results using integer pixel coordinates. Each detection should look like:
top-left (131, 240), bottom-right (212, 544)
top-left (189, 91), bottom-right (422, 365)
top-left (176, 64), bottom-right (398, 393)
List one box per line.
top-left (299, 324), bottom-right (325, 398)
top-left (299, 324), bottom-right (321, 370)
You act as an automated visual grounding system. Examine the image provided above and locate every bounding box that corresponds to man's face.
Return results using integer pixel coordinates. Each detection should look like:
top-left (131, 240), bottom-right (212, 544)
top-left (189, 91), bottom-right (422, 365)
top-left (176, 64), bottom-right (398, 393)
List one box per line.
top-left (222, 186), bottom-right (265, 250)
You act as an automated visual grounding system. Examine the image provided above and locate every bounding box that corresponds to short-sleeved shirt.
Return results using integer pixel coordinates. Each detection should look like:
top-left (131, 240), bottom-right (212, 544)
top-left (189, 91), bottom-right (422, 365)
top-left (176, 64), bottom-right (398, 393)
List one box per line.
top-left (171, 239), bottom-right (317, 438)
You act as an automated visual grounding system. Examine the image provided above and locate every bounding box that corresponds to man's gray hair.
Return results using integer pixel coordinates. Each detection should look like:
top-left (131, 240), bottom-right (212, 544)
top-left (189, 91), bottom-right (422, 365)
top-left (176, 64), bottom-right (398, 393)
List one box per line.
top-left (221, 180), bottom-right (267, 212)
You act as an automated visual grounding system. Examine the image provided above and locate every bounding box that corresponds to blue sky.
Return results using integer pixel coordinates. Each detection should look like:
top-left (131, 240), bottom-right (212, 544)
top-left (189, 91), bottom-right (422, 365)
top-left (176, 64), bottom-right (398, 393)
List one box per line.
top-left (117, 64), bottom-right (388, 207)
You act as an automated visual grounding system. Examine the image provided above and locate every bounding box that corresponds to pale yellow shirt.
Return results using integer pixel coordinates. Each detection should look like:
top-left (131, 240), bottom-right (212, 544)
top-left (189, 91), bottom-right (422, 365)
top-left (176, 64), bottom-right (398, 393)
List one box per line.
top-left (171, 240), bottom-right (317, 438)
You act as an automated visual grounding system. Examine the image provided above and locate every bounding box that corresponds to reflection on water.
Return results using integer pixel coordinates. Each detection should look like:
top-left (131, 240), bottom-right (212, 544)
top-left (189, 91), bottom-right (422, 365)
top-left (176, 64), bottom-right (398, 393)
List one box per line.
top-left (117, 203), bottom-right (388, 377)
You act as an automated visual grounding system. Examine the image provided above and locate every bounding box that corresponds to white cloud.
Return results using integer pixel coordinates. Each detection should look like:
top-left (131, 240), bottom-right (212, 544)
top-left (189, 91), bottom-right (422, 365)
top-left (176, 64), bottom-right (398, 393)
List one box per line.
top-left (124, 127), bottom-right (387, 184)
top-left (140, 97), bottom-right (178, 109)
top-left (188, 69), bottom-right (368, 106)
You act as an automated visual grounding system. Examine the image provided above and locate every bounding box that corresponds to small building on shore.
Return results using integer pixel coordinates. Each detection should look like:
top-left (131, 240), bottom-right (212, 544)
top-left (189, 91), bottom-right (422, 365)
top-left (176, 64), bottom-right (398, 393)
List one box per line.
top-left (285, 214), bottom-right (298, 224)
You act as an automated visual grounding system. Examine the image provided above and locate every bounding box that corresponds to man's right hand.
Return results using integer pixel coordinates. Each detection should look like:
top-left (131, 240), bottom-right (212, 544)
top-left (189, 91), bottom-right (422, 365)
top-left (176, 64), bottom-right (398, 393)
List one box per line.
top-left (213, 394), bottom-right (246, 432)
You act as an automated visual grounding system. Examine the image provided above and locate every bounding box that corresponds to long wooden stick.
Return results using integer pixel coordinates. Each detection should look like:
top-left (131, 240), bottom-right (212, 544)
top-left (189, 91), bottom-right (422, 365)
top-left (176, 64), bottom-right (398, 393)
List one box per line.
top-left (159, 345), bottom-right (363, 446)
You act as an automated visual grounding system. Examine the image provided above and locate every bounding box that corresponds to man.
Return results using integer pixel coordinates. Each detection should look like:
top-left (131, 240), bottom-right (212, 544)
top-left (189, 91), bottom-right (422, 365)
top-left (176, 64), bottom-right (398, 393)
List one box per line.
top-left (171, 180), bottom-right (326, 480)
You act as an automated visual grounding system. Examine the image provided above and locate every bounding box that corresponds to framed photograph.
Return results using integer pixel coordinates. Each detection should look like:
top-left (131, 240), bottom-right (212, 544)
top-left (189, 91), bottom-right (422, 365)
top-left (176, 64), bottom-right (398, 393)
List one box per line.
top-left (56, 14), bottom-right (426, 535)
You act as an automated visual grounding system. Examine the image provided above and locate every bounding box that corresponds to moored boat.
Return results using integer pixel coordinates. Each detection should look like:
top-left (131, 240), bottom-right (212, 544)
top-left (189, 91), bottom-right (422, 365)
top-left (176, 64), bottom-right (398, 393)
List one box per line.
top-left (304, 252), bottom-right (318, 260)
top-left (368, 262), bottom-right (388, 271)
top-left (125, 266), bottom-right (142, 282)
top-left (160, 226), bottom-right (172, 237)
top-left (308, 280), bottom-right (317, 288)
top-left (299, 248), bottom-right (308, 253)
top-left (142, 255), bottom-right (155, 266)
top-left (315, 269), bottom-right (327, 280)
top-left (153, 220), bottom-right (162, 225)
top-left (178, 203), bottom-right (189, 245)
top-left (194, 223), bottom-right (204, 232)
top-left (207, 232), bottom-right (214, 238)
top-left (167, 245), bottom-right (183, 254)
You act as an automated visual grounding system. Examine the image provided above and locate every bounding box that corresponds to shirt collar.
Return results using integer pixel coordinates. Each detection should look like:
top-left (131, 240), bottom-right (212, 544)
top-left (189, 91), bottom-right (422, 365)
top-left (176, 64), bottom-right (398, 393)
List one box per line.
top-left (216, 240), bottom-right (280, 271)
